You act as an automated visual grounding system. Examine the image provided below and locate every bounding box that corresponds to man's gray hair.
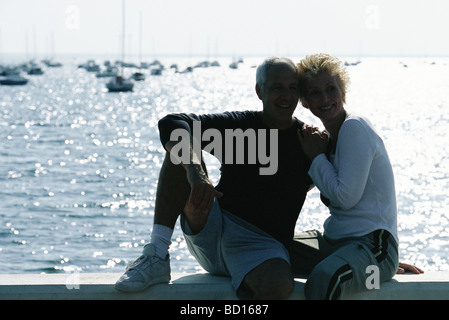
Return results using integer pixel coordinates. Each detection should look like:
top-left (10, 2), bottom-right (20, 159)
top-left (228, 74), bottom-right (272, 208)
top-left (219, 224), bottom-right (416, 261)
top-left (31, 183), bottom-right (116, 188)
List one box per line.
top-left (256, 57), bottom-right (298, 93)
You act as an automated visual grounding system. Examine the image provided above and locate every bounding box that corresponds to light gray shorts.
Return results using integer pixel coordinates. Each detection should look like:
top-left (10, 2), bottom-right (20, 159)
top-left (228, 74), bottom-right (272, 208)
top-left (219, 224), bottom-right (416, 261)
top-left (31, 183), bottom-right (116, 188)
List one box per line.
top-left (181, 199), bottom-right (290, 295)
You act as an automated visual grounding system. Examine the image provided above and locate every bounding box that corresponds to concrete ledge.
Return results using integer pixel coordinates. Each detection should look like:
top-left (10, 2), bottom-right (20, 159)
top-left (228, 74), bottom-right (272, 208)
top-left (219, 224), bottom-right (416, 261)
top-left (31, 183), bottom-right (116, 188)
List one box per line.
top-left (0, 272), bottom-right (448, 300)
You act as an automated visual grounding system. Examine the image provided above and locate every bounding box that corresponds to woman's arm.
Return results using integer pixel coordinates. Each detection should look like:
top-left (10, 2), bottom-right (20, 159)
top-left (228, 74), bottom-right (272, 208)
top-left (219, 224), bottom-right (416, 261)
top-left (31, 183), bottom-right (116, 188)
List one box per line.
top-left (299, 119), bottom-right (375, 210)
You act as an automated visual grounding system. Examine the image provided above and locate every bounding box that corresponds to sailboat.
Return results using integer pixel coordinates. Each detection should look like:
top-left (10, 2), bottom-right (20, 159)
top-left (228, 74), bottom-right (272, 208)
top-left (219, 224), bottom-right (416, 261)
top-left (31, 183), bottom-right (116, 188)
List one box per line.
top-left (42, 32), bottom-right (63, 68)
top-left (0, 74), bottom-right (29, 86)
top-left (0, 38), bottom-right (28, 86)
top-left (131, 12), bottom-right (145, 81)
top-left (0, 43), bottom-right (28, 86)
top-left (107, 0), bottom-right (133, 92)
top-left (0, 66), bottom-right (28, 85)
top-left (106, 74), bottom-right (133, 92)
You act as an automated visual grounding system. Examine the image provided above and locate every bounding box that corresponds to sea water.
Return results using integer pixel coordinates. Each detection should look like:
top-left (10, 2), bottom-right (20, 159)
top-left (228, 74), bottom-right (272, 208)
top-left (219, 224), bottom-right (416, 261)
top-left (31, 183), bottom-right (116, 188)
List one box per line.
top-left (1, 56), bottom-right (448, 275)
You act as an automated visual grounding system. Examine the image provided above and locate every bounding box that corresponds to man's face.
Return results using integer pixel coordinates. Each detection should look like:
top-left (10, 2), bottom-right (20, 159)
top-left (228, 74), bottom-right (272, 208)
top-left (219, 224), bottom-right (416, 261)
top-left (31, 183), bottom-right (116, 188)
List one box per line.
top-left (257, 64), bottom-right (299, 129)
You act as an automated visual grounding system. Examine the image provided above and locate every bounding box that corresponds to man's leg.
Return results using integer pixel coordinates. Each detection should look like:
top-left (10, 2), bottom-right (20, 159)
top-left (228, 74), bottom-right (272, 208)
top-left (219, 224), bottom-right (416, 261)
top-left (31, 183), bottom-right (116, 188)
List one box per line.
top-left (155, 152), bottom-right (211, 235)
top-left (148, 153), bottom-right (192, 259)
top-left (115, 153), bottom-right (193, 292)
top-left (241, 258), bottom-right (294, 300)
top-left (151, 150), bottom-right (212, 257)
top-left (153, 152), bottom-right (191, 228)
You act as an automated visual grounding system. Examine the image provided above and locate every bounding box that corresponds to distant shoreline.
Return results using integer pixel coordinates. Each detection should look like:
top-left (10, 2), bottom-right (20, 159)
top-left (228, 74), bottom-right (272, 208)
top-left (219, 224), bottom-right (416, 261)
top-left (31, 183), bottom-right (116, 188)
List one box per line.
top-left (2, 52), bottom-right (449, 64)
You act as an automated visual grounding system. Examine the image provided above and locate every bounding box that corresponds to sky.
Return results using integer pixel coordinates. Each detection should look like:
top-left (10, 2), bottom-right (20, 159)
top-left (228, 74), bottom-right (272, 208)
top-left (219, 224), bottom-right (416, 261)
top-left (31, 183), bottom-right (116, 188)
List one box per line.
top-left (1, 0), bottom-right (449, 60)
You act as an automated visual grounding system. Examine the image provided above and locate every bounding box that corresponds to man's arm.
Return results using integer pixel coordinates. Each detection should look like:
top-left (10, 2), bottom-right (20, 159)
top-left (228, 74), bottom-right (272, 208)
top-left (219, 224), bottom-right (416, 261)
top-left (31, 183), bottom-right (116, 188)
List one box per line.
top-left (159, 114), bottom-right (223, 214)
top-left (164, 138), bottom-right (222, 214)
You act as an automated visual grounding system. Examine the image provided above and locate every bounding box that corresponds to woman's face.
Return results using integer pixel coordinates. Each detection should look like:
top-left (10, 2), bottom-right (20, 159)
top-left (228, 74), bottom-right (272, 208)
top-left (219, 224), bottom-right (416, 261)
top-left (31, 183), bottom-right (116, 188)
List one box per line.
top-left (303, 72), bottom-right (345, 122)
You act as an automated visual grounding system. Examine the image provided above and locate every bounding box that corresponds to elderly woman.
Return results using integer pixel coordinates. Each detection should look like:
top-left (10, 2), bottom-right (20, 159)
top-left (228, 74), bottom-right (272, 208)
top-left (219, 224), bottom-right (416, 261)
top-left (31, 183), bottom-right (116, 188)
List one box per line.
top-left (292, 53), bottom-right (420, 300)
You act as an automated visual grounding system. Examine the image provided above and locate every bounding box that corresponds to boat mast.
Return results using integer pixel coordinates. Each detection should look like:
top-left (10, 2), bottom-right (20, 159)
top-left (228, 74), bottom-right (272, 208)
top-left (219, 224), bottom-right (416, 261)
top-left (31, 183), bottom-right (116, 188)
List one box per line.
top-left (121, 0), bottom-right (126, 77)
top-left (139, 11), bottom-right (142, 65)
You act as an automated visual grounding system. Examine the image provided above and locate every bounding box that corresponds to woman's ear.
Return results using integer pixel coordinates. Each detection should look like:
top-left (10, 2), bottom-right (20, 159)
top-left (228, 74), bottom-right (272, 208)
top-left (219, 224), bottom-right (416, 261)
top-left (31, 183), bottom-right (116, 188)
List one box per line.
top-left (301, 99), bottom-right (309, 109)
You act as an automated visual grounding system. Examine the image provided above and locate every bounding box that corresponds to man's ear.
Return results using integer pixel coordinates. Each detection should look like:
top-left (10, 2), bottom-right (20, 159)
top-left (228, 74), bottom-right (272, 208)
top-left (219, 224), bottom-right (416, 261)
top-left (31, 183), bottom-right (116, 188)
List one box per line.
top-left (255, 84), bottom-right (263, 100)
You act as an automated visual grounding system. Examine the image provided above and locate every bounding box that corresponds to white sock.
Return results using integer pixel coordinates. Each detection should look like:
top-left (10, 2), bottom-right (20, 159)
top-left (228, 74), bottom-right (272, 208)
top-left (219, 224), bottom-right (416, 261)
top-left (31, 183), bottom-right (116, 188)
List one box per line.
top-left (150, 224), bottom-right (173, 259)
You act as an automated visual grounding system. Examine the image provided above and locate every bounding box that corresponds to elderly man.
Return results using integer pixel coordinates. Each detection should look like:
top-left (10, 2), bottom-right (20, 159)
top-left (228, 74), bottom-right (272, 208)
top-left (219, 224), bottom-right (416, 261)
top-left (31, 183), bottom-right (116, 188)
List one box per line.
top-left (115, 57), bottom-right (312, 299)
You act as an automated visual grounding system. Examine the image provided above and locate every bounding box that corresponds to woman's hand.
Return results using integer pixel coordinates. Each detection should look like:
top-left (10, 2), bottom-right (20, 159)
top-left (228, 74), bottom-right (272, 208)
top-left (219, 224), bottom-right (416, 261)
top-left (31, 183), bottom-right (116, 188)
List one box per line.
top-left (297, 124), bottom-right (329, 161)
top-left (397, 262), bottom-right (425, 274)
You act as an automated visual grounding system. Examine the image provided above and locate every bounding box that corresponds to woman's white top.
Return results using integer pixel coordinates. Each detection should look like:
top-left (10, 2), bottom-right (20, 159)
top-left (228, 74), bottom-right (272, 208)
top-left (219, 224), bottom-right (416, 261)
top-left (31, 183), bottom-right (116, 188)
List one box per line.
top-left (308, 113), bottom-right (398, 243)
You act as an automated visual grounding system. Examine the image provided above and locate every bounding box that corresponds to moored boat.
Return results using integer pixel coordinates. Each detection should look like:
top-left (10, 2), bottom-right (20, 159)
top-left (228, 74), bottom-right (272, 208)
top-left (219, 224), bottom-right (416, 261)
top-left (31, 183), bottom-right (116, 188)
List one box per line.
top-left (106, 75), bottom-right (133, 92)
top-left (0, 75), bottom-right (29, 86)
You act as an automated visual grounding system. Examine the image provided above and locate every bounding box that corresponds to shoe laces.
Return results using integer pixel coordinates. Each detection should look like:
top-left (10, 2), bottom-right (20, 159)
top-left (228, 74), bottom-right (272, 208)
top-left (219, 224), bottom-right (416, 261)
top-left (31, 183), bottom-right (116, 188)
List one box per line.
top-left (126, 255), bottom-right (150, 271)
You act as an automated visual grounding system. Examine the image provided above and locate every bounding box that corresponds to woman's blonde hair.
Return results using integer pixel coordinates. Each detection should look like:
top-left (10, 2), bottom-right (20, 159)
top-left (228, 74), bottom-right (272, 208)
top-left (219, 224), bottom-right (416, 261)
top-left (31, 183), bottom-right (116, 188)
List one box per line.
top-left (297, 53), bottom-right (350, 104)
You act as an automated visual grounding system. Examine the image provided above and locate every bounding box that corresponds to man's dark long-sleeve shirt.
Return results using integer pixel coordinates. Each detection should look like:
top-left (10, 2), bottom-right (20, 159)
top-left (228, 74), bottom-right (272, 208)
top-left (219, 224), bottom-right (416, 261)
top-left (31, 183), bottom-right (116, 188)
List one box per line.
top-left (158, 111), bottom-right (312, 247)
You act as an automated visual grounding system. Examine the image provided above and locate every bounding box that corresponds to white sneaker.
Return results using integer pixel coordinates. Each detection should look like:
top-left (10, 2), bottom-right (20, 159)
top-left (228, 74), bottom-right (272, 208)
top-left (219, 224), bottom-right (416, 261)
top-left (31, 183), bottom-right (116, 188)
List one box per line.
top-left (115, 243), bottom-right (171, 292)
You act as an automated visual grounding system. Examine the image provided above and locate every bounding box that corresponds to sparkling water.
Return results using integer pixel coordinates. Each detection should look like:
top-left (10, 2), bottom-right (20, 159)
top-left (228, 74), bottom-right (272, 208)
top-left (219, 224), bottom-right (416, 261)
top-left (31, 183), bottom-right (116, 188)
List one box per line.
top-left (1, 56), bottom-right (448, 275)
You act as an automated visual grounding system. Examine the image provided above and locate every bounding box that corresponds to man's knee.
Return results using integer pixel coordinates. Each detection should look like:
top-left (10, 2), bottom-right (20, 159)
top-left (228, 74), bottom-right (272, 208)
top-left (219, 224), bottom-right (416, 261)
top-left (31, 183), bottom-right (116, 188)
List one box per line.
top-left (256, 276), bottom-right (294, 300)
top-left (243, 258), bottom-right (294, 300)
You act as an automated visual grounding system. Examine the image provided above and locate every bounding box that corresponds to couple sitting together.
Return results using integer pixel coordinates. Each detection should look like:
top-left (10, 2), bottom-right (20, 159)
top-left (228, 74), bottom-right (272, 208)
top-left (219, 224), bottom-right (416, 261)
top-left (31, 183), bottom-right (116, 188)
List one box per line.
top-left (114, 53), bottom-right (423, 300)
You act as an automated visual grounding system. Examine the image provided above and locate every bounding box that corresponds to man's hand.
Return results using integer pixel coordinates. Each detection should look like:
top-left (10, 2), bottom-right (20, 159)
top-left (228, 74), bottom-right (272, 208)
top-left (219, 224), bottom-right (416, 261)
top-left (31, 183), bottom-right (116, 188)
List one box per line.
top-left (164, 138), bottom-right (223, 217)
top-left (183, 165), bottom-right (223, 234)
top-left (186, 164), bottom-right (223, 215)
